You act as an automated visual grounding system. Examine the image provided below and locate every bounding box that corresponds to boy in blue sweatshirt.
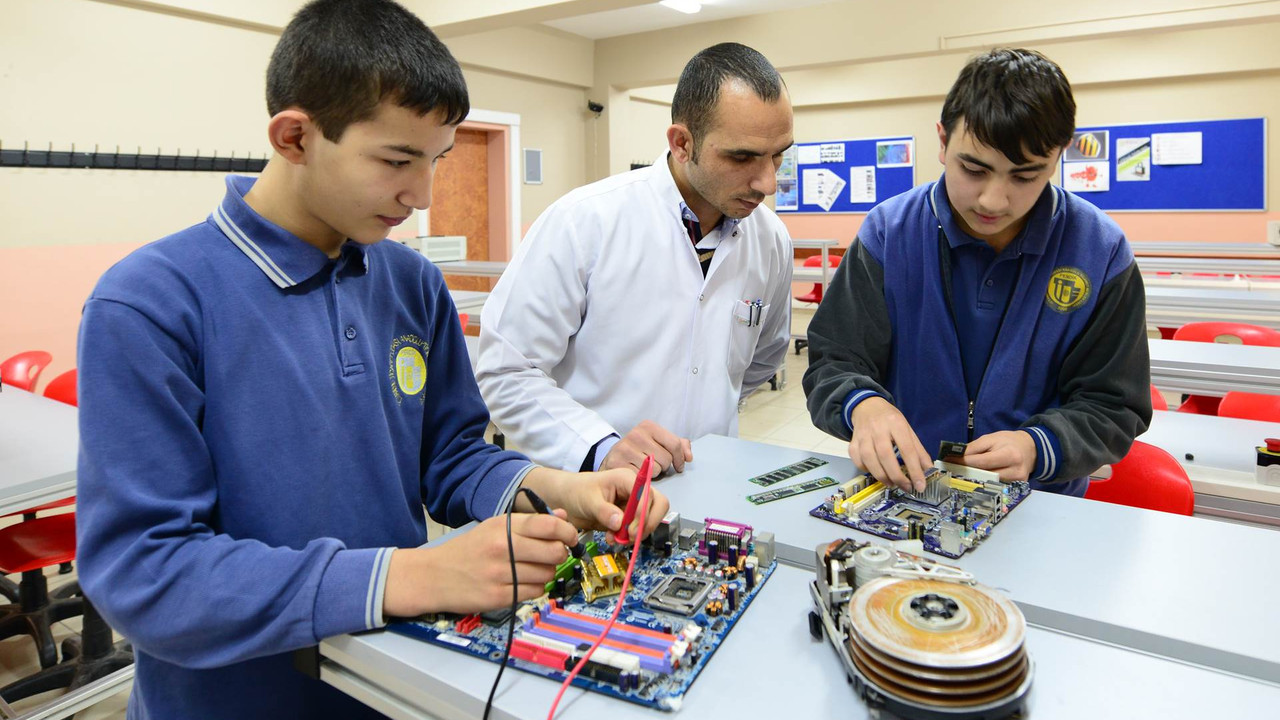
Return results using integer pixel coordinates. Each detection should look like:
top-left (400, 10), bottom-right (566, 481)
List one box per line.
top-left (75, 2), bottom-right (668, 718)
top-left (804, 48), bottom-right (1151, 497)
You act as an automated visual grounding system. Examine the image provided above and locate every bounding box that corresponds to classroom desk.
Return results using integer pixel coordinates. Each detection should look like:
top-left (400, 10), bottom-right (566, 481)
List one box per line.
top-left (1145, 285), bottom-right (1280, 330)
top-left (0, 387), bottom-right (78, 517)
top-left (449, 290), bottom-right (488, 329)
top-left (1139, 409), bottom-right (1280, 523)
top-left (0, 388), bottom-right (134, 718)
top-left (317, 563), bottom-right (1280, 720)
top-left (435, 260), bottom-right (508, 278)
top-left (1133, 241), bottom-right (1280, 258)
top-left (644, 435), bottom-right (1280, 686)
top-left (315, 435), bottom-right (1280, 717)
top-left (1148, 337), bottom-right (1280, 397)
top-left (792, 238), bottom-right (838, 287)
top-left (1136, 255), bottom-right (1280, 276)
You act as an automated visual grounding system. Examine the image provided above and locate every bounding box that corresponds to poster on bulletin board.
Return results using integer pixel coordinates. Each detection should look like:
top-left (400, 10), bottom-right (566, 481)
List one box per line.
top-left (1059, 117), bottom-right (1265, 211)
top-left (775, 136), bottom-right (916, 213)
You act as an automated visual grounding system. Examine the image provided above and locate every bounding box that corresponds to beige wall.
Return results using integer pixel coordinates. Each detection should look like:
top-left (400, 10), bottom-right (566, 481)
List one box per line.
top-left (0, 0), bottom-right (595, 382)
top-left (596, 1), bottom-right (1280, 246)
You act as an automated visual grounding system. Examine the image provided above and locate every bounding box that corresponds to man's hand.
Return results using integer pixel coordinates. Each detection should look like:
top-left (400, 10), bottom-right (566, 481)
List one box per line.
top-left (383, 511), bottom-right (578, 617)
top-left (520, 466), bottom-right (671, 546)
top-left (600, 420), bottom-right (692, 475)
top-left (848, 397), bottom-right (931, 492)
top-left (963, 430), bottom-right (1037, 482)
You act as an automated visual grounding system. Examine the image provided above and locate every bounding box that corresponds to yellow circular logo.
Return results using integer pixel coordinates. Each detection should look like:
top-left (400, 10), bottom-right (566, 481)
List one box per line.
top-left (1046, 267), bottom-right (1091, 313)
top-left (394, 347), bottom-right (427, 396)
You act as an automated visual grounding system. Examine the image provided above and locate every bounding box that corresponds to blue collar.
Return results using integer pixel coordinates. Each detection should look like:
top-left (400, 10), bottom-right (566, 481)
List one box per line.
top-left (930, 173), bottom-right (1058, 257)
top-left (211, 175), bottom-right (369, 289)
top-left (678, 202), bottom-right (742, 237)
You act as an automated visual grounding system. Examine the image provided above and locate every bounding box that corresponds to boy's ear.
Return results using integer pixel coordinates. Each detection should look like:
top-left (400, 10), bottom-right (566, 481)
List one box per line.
top-left (936, 121), bottom-right (948, 165)
top-left (266, 109), bottom-right (314, 165)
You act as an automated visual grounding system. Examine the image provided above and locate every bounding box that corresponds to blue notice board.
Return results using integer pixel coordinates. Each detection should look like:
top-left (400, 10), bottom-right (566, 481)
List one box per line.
top-left (1060, 118), bottom-right (1265, 211)
top-left (776, 136), bottom-right (916, 214)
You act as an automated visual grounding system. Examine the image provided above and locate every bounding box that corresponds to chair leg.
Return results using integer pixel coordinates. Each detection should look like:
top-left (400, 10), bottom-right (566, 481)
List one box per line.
top-left (58, 562), bottom-right (73, 575)
top-left (0, 577), bottom-right (18, 603)
top-left (0, 661), bottom-right (77, 704)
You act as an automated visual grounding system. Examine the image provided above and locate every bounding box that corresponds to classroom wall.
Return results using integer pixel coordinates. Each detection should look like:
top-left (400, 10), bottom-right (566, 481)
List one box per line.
top-left (0, 0), bottom-right (593, 385)
top-left (592, 0), bottom-right (1280, 247)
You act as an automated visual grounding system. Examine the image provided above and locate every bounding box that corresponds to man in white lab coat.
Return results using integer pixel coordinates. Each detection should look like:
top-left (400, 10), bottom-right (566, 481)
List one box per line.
top-left (477, 42), bottom-right (795, 475)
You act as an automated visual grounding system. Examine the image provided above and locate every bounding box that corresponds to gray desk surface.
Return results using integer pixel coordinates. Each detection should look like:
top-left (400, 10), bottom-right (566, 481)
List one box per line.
top-left (654, 435), bottom-right (1280, 685)
top-left (1145, 284), bottom-right (1280, 330)
top-left (0, 387), bottom-right (78, 516)
top-left (320, 564), bottom-right (1280, 719)
top-left (1149, 337), bottom-right (1280, 397)
top-left (435, 260), bottom-right (508, 277)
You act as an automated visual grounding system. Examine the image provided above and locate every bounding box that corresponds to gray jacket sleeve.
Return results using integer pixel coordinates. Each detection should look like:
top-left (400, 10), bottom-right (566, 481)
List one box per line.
top-left (1027, 261), bottom-right (1153, 480)
top-left (802, 238), bottom-right (893, 441)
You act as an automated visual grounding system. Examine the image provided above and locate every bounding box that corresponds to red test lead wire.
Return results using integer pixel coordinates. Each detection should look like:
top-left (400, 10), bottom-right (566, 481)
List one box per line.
top-left (545, 460), bottom-right (654, 720)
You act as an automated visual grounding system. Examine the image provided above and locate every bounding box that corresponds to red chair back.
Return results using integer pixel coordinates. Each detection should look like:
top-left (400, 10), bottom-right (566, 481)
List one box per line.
top-left (1150, 385), bottom-right (1168, 412)
top-left (1172, 322), bottom-right (1280, 347)
top-left (795, 254), bottom-right (840, 304)
top-left (1085, 441), bottom-right (1195, 515)
top-left (42, 370), bottom-right (78, 407)
top-left (458, 313), bottom-right (470, 330)
top-left (1218, 392), bottom-right (1280, 422)
top-left (1, 351), bottom-right (53, 392)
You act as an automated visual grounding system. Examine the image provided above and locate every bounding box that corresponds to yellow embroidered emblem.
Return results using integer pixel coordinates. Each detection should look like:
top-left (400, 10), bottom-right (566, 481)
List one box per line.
top-left (388, 334), bottom-right (429, 403)
top-left (1046, 267), bottom-right (1091, 313)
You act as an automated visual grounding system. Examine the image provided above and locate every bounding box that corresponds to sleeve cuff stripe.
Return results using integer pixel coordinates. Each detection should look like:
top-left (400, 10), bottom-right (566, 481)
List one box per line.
top-left (1026, 426), bottom-right (1055, 482)
top-left (843, 390), bottom-right (877, 430)
top-left (365, 547), bottom-right (393, 630)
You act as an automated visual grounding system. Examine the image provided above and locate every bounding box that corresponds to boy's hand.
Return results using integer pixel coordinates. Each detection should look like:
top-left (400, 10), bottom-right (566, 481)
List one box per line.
top-left (601, 420), bottom-right (693, 475)
top-left (848, 397), bottom-right (931, 492)
top-left (383, 511), bottom-right (578, 617)
top-left (963, 431), bottom-right (1037, 482)
top-left (520, 467), bottom-right (670, 545)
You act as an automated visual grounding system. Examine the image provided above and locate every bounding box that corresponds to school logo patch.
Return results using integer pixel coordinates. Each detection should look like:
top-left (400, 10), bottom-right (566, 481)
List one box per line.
top-left (1046, 267), bottom-right (1091, 313)
top-left (388, 334), bottom-right (428, 403)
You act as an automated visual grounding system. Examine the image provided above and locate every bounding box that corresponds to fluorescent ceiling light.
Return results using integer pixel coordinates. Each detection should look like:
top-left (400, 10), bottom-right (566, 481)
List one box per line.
top-left (660, 0), bottom-right (702, 13)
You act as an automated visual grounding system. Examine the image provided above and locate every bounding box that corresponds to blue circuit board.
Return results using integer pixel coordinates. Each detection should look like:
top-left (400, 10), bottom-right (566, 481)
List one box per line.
top-left (809, 471), bottom-right (1031, 559)
top-left (388, 520), bottom-right (775, 710)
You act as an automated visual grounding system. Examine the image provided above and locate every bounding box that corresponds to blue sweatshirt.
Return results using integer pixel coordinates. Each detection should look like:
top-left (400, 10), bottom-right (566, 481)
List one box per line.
top-left (76, 176), bottom-right (532, 719)
top-left (804, 176), bottom-right (1152, 495)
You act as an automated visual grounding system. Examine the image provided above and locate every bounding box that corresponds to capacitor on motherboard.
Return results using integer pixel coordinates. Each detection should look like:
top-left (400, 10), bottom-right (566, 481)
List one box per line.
top-left (572, 564), bottom-right (583, 583)
top-left (727, 584), bottom-right (739, 612)
top-left (708, 540), bottom-right (720, 564)
top-left (745, 562), bottom-right (756, 591)
top-left (554, 577), bottom-right (567, 597)
top-left (908, 519), bottom-right (923, 541)
top-left (727, 545), bottom-right (739, 567)
top-left (663, 540), bottom-right (673, 557)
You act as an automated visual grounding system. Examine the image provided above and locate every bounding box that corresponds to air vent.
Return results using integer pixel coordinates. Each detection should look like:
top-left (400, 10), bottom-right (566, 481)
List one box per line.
top-left (422, 235), bottom-right (467, 263)
top-left (523, 148), bottom-right (542, 184)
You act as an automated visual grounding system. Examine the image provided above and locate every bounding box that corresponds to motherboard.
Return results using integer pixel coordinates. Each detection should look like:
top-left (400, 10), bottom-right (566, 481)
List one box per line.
top-left (388, 514), bottom-right (777, 710)
top-left (809, 448), bottom-right (1030, 558)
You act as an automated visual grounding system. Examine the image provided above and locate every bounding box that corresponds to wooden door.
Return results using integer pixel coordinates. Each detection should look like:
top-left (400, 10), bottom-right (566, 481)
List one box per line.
top-left (431, 128), bottom-right (490, 293)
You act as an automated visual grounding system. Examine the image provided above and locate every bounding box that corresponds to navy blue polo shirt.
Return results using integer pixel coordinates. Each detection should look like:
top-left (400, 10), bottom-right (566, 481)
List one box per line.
top-left (935, 186), bottom-right (1053, 401)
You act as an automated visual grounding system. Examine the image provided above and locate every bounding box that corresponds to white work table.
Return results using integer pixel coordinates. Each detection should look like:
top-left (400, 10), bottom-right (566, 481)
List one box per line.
top-left (435, 260), bottom-right (508, 277)
top-left (646, 435), bottom-right (1280, 686)
top-left (1148, 337), bottom-right (1280, 397)
top-left (0, 387), bottom-right (79, 517)
top-left (1139, 409), bottom-right (1280, 522)
top-left (318, 564), bottom-right (1279, 720)
top-left (1145, 284), bottom-right (1280, 330)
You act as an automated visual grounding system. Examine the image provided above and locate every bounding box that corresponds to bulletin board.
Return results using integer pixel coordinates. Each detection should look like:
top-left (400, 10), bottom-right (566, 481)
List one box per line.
top-left (775, 136), bottom-right (916, 214)
top-left (1059, 117), bottom-right (1266, 211)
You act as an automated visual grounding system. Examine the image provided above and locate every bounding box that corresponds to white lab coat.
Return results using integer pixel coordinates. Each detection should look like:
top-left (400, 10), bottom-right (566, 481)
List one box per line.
top-left (477, 153), bottom-right (793, 471)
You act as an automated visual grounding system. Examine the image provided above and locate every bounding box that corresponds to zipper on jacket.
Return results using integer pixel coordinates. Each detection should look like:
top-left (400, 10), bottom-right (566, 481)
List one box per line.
top-left (967, 401), bottom-right (975, 432)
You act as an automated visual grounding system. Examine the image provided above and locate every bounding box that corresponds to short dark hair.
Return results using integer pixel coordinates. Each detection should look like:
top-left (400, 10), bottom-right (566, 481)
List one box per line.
top-left (940, 48), bottom-right (1075, 165)
top-left (266, 0), bottom-right (469, 142)
top-left (671, 43), bottom-right (784, 160)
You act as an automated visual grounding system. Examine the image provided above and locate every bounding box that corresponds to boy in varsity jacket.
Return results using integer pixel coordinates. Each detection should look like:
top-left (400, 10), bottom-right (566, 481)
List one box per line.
top-left (804, 48), bottom-right (1151, 497)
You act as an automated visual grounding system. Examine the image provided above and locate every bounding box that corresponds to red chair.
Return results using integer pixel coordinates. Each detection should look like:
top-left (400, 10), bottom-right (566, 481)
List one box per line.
top-left (458, 313), bottom-right (470, 331)
top-left (42, 369), bottom-right (77, 407)
top-left (0, 514), bottom-right (83, 669)
top-left (1150, 385), bottom-right (1168, 412)
top-left (1218, 392), bottom-right (1280, 422)
top-left (1171, 323), bottom-right (1280, 416)
top-left (794, 254), bottom-right (840, 304)
top-left (1085, 441), bottom-right (1195, 515)
top-left (0, 351), bottom-right (53, 392)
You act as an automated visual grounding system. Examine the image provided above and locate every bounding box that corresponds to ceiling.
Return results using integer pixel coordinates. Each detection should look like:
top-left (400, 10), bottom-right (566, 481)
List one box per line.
top-left (544, 0), bottom-right (839, 39)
